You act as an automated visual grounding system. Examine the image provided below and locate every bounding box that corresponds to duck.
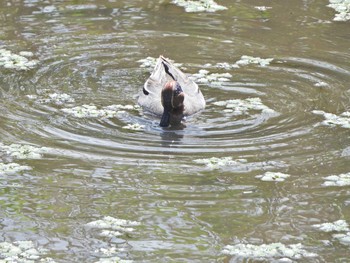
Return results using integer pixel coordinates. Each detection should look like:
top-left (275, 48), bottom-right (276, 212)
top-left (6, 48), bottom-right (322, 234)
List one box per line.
top-left (138, 56), bottom-right (205, 127)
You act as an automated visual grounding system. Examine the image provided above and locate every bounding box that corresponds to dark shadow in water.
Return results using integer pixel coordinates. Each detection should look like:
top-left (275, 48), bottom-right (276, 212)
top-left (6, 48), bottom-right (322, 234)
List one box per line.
top-left (159, 123), bottom-right (185, 148)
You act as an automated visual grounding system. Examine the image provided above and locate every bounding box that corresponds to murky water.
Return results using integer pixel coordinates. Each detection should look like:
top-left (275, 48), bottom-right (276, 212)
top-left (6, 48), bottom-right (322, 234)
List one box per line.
top-left (0, 0), bottom-right (349, 262)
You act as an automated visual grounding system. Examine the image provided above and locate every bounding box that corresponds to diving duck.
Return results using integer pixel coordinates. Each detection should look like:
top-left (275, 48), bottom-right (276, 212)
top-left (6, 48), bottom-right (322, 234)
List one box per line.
top-left (138, 56), bottom-right (205, 127)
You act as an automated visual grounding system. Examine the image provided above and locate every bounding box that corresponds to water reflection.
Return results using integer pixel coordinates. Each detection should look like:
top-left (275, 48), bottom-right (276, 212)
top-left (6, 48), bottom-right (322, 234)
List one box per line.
top-left (0, 0), bottom-right (350, 262)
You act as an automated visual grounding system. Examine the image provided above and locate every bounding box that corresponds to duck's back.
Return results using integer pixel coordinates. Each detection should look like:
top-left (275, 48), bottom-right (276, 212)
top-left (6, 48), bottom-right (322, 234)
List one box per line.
top-left (138, 56), bottom-right (205, 116)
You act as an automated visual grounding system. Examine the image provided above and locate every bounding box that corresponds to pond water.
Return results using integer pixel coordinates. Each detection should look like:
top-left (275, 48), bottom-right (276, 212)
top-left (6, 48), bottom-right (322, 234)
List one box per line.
top-left (0, 0), bottom-right (349, 262)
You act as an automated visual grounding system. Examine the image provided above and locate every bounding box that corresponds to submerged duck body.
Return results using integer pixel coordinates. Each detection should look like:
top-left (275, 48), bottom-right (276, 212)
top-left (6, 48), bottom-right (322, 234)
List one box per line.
top-left (138, 56), bottom-right (205, 127)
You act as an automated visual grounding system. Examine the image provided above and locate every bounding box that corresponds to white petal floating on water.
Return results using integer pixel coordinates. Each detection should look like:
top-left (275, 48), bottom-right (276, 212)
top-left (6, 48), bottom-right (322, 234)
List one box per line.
top-left (95, 256), bottom-right (132, 263)
top-left (86, 217), bottom-right (138, 262)
top-left (313, 220), bottom-right (349, 232)
top-left (19, 51), bottom-right (34, 57)
top-left (322, 172), bottom-right (350, 186)
top-left (138, 56), bottom-right (182, 71)
top-left (333, 232), bottom-right (350, 245)
top-left (312, 110), bottom-right (350, 129)
top-left (222, 242), bottom-right (317, 260)
top-left (172, 0), bottom-right (227, 13)
top-left (122, 123), bottom-right (145, 131)
top-left (0, 240), bottom-right (55, 262)
top-left (327, 0), bottom-right (350, 21)
top-left (234, 55), bottom-right (274, 67)
top-left (255, 172), bottom-right (291, 182)
top-left (254, 6), bottom-right (272, 11)
top-left (0, 162), bottom-right (32, 175)
top-left (190, 70), bottom-right (232, 85)
top-left (193, 157), bottom-right (247, 169)
top-left (105, 104), bottom-right (140, 111)
top-left (0, 143), bottom-right (49, 160)
top-left (0, 48), bottom-right (39, 71)
top-left (213, 97), bottom-right (276, 115)
top-left (86, 216), bottom-right (140, 233)
top-left (137, 56), bottom-right (158, 69)
top-left (61, 104), bottom-right (139, 119)
top-left (27, 92), bottom-right (75, 106)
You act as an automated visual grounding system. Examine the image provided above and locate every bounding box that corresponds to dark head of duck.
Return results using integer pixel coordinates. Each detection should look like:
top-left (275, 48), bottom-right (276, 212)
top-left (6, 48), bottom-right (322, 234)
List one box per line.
top-left (160, 80), bottom-right (185, 127)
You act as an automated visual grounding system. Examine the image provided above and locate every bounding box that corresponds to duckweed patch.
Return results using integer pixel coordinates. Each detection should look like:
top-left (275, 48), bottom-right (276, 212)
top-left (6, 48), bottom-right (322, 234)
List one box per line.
top-left (0, 162), bottom-right (31, 175)
top-left (322, 172), bottom-right (350, 186)
top-left (0, 240), bottom-right (55, 262)
top-left (0, 49), bottom-right (39, 71)
top-left (327, 0), bottom-right (350, 21)
top-left (0, 143), bottom-right (49, 160)
top-left (213, 98), bottom-right (276, 115)
top-left (0, 143), bottom-right (48, 176)
top-left (190, 69), bottom-right (232, 85)
top-left (61, 104), bottom-right (140, 119)
top-left (86, 216), bottom-right (140, 262)
top-left (312, 110), bottom-right (350, 129)
top-left (255, 172), bottom-right (290, 182)
top-left (222, 242), bottom-right (317, 260)
top-left (203, 56), bottom-right (274, 70)
top-left (171, 0), bottom-right (227, 13)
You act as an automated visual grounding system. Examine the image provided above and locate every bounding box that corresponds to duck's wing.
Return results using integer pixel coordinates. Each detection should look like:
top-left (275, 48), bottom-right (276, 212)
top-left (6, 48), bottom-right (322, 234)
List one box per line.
top-left (161, 56), bottom-right (206, 115)
top-left (138, 57), bottom-right (171, 116)
top-left (138, 56), bottom-right (205, 116)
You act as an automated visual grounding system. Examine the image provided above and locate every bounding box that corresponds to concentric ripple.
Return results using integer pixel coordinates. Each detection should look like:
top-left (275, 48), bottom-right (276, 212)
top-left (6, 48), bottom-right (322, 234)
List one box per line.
top-left (1, 1), bottom-right (350, 262)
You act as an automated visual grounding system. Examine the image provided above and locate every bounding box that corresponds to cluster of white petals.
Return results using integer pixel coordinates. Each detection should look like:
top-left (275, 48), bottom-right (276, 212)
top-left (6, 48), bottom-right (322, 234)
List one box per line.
top-left (172, 0), bottom-right (227, 12)
top-left (0, 49), bottom-right (39, 70)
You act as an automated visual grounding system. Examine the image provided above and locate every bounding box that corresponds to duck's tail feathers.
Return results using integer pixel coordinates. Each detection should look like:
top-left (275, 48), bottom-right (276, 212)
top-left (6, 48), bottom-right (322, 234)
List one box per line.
top-left (162, 61), bottom-right (176, 81)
